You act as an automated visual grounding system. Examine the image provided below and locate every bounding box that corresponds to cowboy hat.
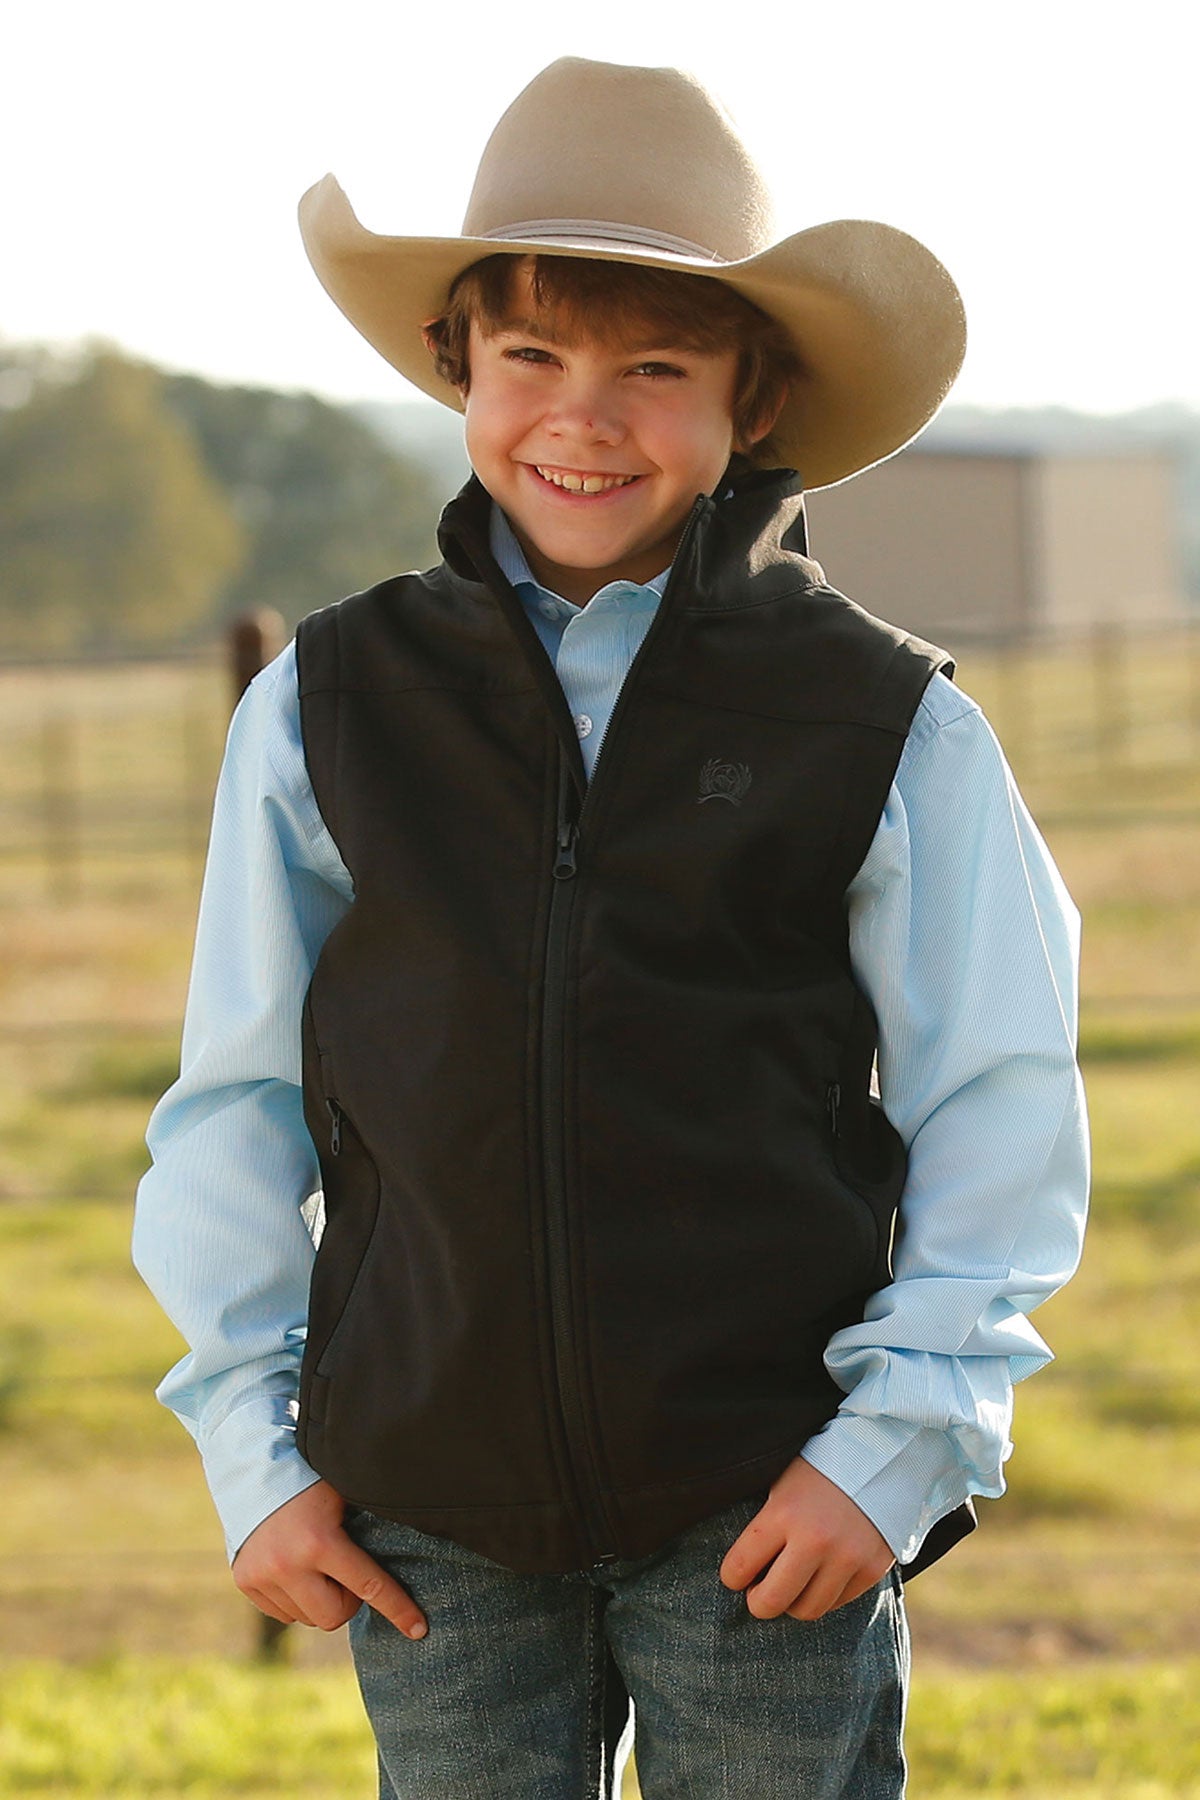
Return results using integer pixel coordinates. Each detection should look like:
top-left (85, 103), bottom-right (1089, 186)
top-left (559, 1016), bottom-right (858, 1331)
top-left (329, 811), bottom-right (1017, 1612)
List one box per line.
top-left (298, 57), bottom-right (966, 490)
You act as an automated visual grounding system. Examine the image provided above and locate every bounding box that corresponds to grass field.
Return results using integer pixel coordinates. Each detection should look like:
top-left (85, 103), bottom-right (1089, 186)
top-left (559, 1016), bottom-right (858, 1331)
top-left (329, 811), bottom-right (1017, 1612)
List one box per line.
top-left (1, 1656), bottom-right (1197, 1798)
top-left (1, 638), bottom-right (1199, 1793)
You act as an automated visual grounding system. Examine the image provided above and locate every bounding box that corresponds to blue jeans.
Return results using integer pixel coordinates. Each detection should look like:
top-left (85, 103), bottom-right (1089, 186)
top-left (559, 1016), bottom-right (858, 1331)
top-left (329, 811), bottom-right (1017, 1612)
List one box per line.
top-left (346, 1493), bottom-right (909, 1799)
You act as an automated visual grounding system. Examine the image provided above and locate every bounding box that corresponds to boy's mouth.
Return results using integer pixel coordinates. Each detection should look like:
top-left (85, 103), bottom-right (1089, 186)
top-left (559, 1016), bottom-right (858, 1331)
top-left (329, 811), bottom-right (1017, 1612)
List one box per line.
top-left (532, 465), bottom-right (643, 495)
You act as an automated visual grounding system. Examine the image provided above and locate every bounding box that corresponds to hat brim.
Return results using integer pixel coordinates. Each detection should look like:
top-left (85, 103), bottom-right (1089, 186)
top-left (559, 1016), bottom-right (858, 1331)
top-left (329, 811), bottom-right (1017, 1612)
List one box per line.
top-left (299, 174), bottom-right (965, 491)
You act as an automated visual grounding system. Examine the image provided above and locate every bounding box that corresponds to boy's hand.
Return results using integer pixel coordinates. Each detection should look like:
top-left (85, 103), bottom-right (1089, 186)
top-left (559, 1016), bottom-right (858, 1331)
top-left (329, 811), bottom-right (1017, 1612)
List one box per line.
top-left (718, 1456), bottom-right (895, 1621)
top-left (232, 1479), bottom-right (428, 1638)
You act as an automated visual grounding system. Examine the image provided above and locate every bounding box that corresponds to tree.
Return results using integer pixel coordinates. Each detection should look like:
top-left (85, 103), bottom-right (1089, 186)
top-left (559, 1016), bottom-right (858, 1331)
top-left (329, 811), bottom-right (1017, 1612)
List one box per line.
top-left (0, 347), bottom-right (243, 653)
top-left (163, 376), bottom-right (444, 626)
top-left (0, 343), bottom-right (451, 655)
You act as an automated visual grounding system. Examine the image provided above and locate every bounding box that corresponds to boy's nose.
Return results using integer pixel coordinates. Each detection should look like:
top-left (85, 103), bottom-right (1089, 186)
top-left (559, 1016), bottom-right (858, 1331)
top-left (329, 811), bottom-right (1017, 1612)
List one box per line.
top-left (545, 384), bottom-right (624, 446)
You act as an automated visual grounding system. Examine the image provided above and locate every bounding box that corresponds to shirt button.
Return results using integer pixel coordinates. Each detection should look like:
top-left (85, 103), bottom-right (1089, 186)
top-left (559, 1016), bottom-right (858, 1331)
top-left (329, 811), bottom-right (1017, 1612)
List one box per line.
top-left (574, 713), bottom-right (593, 739)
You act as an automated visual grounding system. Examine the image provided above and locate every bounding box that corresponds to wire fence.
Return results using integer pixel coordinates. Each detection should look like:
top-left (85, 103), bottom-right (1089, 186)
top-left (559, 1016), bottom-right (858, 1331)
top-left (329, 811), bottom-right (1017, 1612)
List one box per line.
top-left (952, 618), bottom-right (1200, 794)
top-left (0, 653), bottom-right (226, 903)
top-left (0, 613), bottom-right (1198, 1213)
top-left (0, 612), bottom-right (285, 904)
top-left (2, 617), bottom-right (1199, 899)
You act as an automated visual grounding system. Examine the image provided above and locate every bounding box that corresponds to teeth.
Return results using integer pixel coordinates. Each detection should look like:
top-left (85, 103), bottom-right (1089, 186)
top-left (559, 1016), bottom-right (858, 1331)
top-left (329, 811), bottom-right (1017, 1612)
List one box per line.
top-left (535, 467), bottom-right (638, 493)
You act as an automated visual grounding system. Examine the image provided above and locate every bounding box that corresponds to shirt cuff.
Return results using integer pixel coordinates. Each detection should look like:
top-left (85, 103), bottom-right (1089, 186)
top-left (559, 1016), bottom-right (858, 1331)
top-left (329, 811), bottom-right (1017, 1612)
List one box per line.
top-left (198, 1393), bottom-right (323, 1563)
top-left (800, 1412), bottom-right (1007, 1565)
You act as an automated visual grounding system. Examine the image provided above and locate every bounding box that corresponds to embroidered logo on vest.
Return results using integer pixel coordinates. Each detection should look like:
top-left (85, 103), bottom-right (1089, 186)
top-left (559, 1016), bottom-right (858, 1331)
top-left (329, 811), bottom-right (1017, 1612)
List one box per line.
top-left (697, 758), bottom-right (752, 806)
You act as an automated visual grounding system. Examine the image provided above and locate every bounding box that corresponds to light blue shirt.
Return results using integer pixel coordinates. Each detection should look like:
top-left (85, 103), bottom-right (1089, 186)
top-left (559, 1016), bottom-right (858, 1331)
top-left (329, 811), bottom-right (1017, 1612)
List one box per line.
top-left (132, 505), bottom-right (1089, 1567)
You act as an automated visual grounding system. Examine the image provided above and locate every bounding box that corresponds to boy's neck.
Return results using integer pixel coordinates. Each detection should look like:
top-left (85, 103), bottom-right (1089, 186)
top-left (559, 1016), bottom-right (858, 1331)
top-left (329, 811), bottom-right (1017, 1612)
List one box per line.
top-left (490, 505), bottom-right (672, 606)
top-left (513, 528), bottom-right (672, 607)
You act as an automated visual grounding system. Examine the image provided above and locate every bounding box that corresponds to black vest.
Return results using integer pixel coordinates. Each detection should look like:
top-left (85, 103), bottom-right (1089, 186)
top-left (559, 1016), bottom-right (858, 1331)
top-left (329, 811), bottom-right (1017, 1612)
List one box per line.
top-left (294, 467), bottom-right (972, 1576)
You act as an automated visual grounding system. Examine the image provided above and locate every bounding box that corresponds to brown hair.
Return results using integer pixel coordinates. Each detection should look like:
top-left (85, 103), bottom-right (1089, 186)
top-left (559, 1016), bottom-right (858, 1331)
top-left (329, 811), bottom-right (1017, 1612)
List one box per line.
top-left (423, 254), bottom-right (802, 462)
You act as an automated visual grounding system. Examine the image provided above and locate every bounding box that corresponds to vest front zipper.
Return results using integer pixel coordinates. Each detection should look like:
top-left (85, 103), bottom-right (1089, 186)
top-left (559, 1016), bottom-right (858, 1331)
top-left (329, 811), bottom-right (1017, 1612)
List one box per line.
top-left (535, 496), bottom-right (715, 1564)
top-left (541, 755), bottom-right (615, 1562)
top-left (536, 496), bottom-right (714, 1565)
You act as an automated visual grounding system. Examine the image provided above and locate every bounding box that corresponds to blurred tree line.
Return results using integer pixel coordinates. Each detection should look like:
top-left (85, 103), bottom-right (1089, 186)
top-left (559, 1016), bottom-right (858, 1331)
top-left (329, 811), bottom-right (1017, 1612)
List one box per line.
top-left (0, 341), bottom-right (445, 655)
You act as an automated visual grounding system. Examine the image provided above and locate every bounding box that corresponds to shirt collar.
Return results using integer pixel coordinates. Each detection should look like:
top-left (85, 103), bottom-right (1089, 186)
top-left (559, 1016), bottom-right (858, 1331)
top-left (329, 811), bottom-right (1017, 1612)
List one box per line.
top-left (488, 503), bottom-right (671, 611)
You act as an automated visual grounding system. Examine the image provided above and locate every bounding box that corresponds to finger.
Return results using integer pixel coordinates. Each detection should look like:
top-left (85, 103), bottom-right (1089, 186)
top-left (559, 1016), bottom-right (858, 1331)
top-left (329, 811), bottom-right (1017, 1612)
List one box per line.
top-left (240, 1587), bottom-right (293, 1625)
top-left (323, 1537), bottom-right (428, 1638)
top-left (719, 1515), bottom-right (787, 1590)
top-left (744, 1544), bottom-right (821, 1619)
top-left (265, 1581), bottom-right (325, 1629)
top-left (784, 1559), bottom-right (863, 1622)
top-left (232, 1576), bottom-right (302, 1634)
top-left (284, 1570), bottom-right (362, 1633)
top-left (828, 1559), bottom-right (896, 1613)
top-left (241, 1583), bottom-right (311, 1627)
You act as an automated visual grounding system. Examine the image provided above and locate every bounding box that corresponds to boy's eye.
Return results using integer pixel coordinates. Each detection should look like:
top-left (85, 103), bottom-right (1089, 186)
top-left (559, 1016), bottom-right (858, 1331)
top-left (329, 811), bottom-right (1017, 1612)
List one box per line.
top-left (631, 362), bottom-right (687, 379)
top-left (502, 346), bottom-right (557, 366)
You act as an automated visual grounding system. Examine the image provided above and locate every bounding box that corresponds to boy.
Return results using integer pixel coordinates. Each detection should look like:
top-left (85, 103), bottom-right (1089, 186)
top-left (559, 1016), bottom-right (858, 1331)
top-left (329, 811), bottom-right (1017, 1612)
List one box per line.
top-left (133, 57), bottom-right (1089, 1800)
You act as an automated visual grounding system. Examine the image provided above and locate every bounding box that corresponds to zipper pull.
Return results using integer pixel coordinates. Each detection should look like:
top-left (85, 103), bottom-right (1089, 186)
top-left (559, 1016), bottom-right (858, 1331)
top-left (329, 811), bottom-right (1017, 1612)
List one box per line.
top-left (826, 1083), bottom-right (841, 1138)
top-left (553, 820), bottom-right (578, 879)
top-left (327, 1097), bottom-right (343, 1156)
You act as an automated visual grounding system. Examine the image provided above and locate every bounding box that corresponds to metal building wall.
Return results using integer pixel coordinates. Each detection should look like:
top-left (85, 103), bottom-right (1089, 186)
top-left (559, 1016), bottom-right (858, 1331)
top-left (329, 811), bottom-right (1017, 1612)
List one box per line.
top-left (1032, 454), bottom-right (1185, 629)
top-left (803, 447), bottom-right (1186, 642)
top-left (804, 452), bottom-right (1028, 641)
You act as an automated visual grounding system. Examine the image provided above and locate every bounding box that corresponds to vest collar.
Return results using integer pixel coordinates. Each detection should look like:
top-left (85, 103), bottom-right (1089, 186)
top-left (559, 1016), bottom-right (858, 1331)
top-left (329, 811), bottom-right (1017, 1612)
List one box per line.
top-left (433, 461), bottom-right (819, 802)
top-left (436, 460), bottom-right (814, 608)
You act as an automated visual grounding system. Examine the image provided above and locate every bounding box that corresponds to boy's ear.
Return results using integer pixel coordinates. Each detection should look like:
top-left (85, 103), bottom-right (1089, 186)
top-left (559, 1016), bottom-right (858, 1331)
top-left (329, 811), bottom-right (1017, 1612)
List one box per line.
top-left (744, 389), bottom-right (789, 451)
top-left (422, 319), bottom-right (469, 399)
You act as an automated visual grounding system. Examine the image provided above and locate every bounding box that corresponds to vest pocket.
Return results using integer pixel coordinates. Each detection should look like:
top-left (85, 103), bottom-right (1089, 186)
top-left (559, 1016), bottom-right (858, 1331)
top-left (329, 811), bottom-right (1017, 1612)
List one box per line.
top-left (301, 1096), bottom-right (383, 1388)
top-left (826, 1079), bottom-right (907, 1287)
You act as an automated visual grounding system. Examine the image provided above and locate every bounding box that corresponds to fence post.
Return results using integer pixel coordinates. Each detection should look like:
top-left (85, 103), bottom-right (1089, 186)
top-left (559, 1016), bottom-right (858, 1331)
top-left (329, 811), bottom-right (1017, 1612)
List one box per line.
top-left (254, 1612), bottom-right (293, 1663)
top-left (228, 609), bottom-right (287, 713)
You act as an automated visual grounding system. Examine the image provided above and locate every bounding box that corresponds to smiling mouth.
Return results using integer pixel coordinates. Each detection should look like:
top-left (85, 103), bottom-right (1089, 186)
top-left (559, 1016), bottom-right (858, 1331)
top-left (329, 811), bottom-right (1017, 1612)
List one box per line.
top-left (532, 465), bottom-right (643, 494)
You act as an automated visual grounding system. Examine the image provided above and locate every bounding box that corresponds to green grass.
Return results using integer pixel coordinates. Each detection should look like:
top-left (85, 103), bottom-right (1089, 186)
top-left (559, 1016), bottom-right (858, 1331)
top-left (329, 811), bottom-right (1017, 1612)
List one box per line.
top-left (2, 1656), bottom-right (1198, 1798)
top-left (905, 1659), bottom-right (1200, 1798)
top-left (0, 1200), bottom-right (187, 1460)
top-left (1080, 1014), bottom-right (1200, 1064)
top-left (0, 1659), bottom-right (375, 1797)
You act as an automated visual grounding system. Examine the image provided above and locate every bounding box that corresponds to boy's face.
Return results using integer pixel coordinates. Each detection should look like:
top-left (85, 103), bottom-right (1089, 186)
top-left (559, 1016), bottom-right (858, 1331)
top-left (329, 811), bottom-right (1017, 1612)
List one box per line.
top-left (460, 263), bottom-right (741, 605)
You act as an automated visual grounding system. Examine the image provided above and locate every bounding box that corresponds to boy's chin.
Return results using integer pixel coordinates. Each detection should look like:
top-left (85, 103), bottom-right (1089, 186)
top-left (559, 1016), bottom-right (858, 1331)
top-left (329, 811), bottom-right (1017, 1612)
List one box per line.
top-left (514, 511), bottom-right (686, 579)
top-left (521, 537), bottom-right (675, 603)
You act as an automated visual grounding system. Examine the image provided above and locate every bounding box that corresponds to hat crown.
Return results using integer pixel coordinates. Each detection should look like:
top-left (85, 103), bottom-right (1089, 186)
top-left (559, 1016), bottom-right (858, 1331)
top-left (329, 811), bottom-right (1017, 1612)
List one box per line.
top-left (461, 58), bottom-right (775, 265)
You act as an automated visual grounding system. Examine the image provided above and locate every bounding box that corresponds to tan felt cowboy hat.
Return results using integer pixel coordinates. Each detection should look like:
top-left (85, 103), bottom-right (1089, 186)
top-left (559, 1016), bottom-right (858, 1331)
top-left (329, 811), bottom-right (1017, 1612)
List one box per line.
top-left (299, 57), bottom-right (966, 490)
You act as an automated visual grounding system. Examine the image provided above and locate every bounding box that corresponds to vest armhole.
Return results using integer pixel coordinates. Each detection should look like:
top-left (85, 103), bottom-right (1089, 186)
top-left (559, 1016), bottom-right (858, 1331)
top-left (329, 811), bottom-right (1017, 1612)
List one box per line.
top-left (295, 604), bottom-right (344, 854)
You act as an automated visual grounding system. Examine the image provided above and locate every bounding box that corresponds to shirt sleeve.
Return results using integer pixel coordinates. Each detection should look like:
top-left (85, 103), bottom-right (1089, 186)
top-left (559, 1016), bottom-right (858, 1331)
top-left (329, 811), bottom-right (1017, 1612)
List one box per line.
top-left (800, 672), bottom-right (1090, 1564)
top-left (131, 641), bottom-right (354, 1562)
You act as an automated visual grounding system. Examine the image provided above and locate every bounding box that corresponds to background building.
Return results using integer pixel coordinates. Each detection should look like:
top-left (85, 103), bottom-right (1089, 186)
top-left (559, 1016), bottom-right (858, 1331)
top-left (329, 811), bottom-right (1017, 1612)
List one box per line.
top-left (804, 443), bottom-right (1188, 644)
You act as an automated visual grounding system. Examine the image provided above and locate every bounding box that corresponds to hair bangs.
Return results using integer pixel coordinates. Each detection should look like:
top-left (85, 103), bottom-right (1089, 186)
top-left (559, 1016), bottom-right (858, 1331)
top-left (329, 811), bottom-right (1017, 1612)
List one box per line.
top-left (424, 253), bottom-right (802, 460)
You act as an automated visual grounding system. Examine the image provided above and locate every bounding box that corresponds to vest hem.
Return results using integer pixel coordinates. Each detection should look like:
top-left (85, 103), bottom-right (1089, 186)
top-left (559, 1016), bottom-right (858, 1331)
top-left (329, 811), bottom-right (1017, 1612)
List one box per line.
top-left (328, 1435), bottom-right (811, 1522)
top-left (602, 1434), bottom-right (814, 1498)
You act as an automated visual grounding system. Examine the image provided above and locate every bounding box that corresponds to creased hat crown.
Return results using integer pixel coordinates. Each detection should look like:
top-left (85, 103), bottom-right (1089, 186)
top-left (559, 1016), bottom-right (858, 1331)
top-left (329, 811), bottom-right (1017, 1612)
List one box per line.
top-left (462, 58), bottom-right (776, 265)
